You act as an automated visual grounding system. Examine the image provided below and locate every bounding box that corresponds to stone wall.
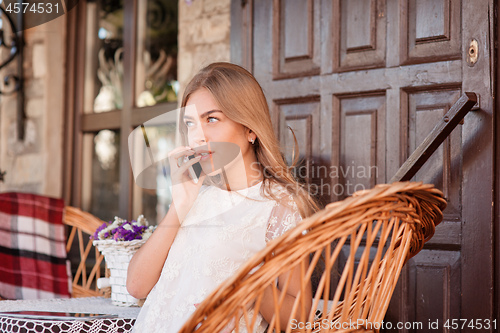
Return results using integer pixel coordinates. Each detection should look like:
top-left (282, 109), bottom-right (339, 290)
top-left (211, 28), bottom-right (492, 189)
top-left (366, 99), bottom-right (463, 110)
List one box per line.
top-left (0, 16), bottom-right (66, 198)
top-left (177, 0), bottom-right (231, 100)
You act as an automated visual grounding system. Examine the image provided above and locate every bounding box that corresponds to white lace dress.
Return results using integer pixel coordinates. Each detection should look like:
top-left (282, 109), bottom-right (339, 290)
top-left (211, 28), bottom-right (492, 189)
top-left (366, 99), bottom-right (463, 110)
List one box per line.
top-left (132, 181), bottom-right (302, 333)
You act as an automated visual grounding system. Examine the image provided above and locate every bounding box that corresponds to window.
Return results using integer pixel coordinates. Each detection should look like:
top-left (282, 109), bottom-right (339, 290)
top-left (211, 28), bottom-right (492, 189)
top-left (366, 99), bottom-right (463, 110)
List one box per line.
top-left (66, 0), bottom-right (178, 223)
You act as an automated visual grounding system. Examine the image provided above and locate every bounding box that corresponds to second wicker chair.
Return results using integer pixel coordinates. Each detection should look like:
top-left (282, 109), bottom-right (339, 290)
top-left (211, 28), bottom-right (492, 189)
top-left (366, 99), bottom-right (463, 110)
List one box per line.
top-left (64, 206), bottom-right (109, 298)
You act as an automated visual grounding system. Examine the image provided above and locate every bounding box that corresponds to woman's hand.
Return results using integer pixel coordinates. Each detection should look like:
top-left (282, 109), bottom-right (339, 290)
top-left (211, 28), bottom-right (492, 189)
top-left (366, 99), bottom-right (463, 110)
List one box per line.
top-left (194, 303), bottom-right (236, 333)
top-left (168, 146), bottom-right (206, 222)
top-left (260, 258), bottom-right (312, 330)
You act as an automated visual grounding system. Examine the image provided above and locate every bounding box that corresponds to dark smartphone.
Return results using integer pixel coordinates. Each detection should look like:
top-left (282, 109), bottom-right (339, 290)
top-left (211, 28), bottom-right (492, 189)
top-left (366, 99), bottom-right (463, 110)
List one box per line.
top-left (187, 154), bottom-right (203, 182)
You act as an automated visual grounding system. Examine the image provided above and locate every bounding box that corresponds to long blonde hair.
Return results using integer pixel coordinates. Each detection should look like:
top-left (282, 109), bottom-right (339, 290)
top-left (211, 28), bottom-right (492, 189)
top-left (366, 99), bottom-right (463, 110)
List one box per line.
top-left (180, 62), bottom-right (319, 217)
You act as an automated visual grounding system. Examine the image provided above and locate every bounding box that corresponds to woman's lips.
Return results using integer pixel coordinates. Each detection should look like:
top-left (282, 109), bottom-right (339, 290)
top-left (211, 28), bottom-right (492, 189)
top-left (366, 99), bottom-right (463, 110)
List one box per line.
top-left (194, 151), bottom-right (213, 161)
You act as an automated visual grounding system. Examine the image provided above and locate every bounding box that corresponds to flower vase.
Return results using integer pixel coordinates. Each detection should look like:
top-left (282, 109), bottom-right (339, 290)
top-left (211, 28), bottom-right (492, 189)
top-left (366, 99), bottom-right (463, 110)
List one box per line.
top-left (93, 239), bottom-right (146, 306)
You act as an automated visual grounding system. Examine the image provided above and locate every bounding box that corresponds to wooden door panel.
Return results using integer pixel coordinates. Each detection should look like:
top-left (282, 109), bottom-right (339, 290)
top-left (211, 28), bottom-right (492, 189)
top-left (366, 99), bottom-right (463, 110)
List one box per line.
top-left (285, 116), bottom-right (312, 162)
top-left (401, 0), bottom-right (461, 64)
top-left (333, 0), bottom-right (386, 71)
top-left (277, 99), bottom-right (320, 161)
top-left (342, 111), bottom-right (376, 193)
top-left (273, 0), bottom-right (321, 79)
top-left (402, 88), bottom-right (462, 218)
top-left (275, 98), bottom-right (321, 188)
top-left (396, 250), bottom-right (461, 333)
top-left (333, 93), bottom-right (386, 200)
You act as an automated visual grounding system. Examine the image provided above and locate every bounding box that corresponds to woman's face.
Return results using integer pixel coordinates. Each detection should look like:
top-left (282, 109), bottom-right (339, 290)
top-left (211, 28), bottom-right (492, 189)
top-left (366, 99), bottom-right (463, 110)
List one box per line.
top-left (183, 88), bottom-right (255, 174)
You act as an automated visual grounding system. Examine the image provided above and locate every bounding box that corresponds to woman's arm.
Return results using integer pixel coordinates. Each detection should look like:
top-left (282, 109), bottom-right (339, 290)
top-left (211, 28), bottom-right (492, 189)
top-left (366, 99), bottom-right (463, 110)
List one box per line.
top-left (127, 146), bottom-right (205, 299)
top-left (258, 195), bottom-right (312, 329)
top-left (259, 258), bottom-right (313, 329)
top-left (126, 204), bottom-right (181, 299)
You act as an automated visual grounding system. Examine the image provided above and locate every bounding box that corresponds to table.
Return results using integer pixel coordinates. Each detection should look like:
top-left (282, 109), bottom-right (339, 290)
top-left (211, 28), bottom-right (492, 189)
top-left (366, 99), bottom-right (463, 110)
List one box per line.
top-left (0, 297), bottom-right (141, 332)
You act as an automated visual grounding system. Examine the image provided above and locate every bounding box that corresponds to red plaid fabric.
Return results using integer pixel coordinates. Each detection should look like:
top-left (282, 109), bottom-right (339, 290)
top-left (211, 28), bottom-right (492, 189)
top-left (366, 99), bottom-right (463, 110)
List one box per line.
top-left (0, 192), bottom-right (71, 299)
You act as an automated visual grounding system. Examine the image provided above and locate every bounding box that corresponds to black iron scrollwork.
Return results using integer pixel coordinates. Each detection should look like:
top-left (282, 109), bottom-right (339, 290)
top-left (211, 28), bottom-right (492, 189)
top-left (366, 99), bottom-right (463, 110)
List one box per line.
top-left (0, 1), bottom-right (25, 140)
top-left (0, 5), bottom-right (21, 92)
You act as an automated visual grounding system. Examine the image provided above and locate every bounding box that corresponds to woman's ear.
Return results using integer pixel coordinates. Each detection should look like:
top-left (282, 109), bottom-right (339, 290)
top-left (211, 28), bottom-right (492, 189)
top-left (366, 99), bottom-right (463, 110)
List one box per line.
top-left (244, 127), bottom-right (253, 136)
top-left (245, 128), bottom-right (256, 144)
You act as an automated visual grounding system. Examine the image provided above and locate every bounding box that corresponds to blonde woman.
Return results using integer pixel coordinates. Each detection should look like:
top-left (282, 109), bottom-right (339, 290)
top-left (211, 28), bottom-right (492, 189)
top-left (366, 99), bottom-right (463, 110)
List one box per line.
top-left (128, 62), bottom-right (318, 332)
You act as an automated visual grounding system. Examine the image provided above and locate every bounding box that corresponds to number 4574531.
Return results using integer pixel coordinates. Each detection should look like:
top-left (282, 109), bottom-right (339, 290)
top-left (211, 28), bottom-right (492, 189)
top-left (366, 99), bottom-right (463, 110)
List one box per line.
top-left (443, 319), bottom-right (497, 330)
top-left (5, 2), bottom-right (60, 15)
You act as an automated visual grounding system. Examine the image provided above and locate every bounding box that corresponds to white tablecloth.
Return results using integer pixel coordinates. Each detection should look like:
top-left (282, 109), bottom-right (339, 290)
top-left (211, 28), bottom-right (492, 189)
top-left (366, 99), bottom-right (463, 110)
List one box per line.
top-left (0, 297), bottom-right (140, 332)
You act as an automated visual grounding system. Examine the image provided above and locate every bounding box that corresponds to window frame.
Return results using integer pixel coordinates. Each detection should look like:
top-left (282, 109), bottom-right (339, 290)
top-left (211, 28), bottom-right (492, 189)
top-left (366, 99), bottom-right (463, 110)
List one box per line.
top-left (64, 0), bottom-right (178, 218)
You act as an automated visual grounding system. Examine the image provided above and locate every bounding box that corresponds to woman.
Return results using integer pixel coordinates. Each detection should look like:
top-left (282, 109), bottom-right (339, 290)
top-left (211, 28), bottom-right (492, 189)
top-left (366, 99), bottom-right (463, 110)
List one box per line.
top-left (128, 62), bottom-right (318, 332)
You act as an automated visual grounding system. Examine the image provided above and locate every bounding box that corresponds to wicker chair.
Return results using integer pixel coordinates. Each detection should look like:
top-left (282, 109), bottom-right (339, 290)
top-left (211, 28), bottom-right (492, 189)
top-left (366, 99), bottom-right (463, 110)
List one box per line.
top-left (180, 182), bottom-right (446, 333)
top-left (64, 206), bottom-right (109, 298)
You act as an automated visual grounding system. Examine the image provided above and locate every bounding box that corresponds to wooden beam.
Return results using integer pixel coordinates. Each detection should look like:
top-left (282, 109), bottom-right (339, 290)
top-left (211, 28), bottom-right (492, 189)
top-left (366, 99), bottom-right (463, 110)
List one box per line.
top-left (390, 92), bottom-right (477, 183)
top-left (81, 110), bottom-right (121, 132)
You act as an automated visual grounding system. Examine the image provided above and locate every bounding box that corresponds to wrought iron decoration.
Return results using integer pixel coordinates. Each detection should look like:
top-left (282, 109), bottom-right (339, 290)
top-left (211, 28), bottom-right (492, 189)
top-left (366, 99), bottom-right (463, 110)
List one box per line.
top-left (0, 0), bottom-right (24, 140)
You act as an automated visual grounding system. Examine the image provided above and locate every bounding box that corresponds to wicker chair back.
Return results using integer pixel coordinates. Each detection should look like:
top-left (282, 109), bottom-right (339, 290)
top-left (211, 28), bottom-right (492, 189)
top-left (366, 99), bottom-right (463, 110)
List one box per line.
top-left (180, 182), bottom-right (447, 333)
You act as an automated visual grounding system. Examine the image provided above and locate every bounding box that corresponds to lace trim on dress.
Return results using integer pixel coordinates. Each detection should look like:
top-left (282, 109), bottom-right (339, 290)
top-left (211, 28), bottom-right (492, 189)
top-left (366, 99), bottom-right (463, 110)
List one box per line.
top-left (265, 194), bottom-right (302, 243)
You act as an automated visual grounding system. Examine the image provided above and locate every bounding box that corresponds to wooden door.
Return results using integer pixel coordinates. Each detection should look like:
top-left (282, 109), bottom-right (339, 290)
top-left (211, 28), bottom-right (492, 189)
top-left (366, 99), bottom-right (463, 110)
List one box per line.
top-left (231, 0), bottom-right (496, 331)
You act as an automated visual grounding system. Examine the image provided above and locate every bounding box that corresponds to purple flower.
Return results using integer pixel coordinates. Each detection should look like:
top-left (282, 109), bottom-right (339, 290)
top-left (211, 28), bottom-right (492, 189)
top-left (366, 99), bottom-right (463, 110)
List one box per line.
top-left (91, 215), bottom-right (154, 241)
top-left (91, 222), bottom-right (110, 240)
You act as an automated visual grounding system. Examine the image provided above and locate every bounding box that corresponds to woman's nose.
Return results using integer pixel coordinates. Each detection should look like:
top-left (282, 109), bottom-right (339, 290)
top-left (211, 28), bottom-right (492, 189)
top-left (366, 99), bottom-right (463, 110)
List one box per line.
top-left (189, 126), bottom-right (207, 146)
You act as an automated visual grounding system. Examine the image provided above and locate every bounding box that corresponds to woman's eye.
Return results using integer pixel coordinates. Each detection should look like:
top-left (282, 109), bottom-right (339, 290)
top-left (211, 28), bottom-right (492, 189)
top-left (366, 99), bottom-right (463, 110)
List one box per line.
top-left (185, 121), bottom-right (194, 128)
top-left (207, 117), bottom-right (219, 123)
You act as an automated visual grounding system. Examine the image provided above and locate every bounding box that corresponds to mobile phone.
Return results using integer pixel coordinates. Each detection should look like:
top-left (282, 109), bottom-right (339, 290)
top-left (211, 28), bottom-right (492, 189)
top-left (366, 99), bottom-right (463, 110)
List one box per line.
top-left (188, 154), bottom-right (203, 183)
